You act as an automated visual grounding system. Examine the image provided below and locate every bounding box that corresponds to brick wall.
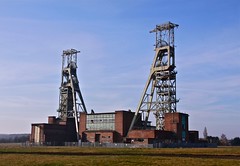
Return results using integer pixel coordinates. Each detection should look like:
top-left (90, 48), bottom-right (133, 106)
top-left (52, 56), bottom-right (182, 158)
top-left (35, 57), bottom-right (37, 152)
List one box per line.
top-left (188, 130), bottom-right (199, 143)
top-left (128, 130), bottom-right (155, 138)
top-left (79, 112), bottom-right (86, 139)
top-left (115, 111), bottom-right (123, 140)
top-left (83, 131), bottom-right (115, 143)
top-left (165, 112), bottom-right (189, 142)
top-left (80, 110), bottom-right (135, 143)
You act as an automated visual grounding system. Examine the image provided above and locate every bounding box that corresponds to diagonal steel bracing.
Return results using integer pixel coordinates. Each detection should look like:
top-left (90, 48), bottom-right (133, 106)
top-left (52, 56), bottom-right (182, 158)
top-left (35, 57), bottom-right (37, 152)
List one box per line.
top-left (129, 22), bottom-right (179, 131)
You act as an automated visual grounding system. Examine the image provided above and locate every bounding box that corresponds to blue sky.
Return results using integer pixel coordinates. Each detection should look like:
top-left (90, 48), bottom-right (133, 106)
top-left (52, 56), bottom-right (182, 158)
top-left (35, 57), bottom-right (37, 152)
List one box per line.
top-left (0, 0), bottom-right (239, 139)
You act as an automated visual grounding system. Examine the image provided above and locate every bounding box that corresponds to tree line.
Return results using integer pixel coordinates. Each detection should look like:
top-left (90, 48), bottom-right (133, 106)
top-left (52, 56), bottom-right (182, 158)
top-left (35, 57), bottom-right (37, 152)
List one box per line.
top-left (203, 127), bottom-right (240, 146)
top-left (205, 135), bottom-right (240, 146)
top-left (0, 134), bottom-right (29, 143)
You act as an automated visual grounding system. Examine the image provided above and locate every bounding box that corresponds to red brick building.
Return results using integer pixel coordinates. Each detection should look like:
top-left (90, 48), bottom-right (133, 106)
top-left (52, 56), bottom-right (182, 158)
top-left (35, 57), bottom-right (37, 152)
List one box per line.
top-left (30, 117), bottom-right (78, 145)
top-left (79, 110), bottom-right (137, 143)
top-left (126, 112), bottom-right (190, 144)
top-left (30, 111), bottom-right (198, 144)
top-left (164, 112), bottom-right (189, 142)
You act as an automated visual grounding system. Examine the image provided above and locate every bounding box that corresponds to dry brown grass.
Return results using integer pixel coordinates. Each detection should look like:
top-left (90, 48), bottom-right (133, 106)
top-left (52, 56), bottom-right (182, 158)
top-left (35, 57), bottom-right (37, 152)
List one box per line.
top-left (0, 146), bottom-right (239, 166)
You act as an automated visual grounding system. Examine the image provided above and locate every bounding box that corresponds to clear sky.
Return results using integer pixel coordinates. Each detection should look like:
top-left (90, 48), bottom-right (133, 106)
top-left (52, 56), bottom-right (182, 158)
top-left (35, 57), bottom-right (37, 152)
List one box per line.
top-left (0, 0), bottom-right (239, 139)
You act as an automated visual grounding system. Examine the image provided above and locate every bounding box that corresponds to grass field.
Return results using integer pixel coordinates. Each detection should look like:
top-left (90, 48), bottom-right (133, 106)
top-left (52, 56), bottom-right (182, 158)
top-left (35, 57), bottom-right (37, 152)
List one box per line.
top-left (0, 145), bottom-right (239, 166)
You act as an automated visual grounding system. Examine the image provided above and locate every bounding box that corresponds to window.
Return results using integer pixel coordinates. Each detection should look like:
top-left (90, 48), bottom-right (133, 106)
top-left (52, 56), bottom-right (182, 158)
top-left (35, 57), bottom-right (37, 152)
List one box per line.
top-left (181, 115), bottom-right (186, 130)
top-left (86, 113), bottom-right (115, 131)
top-left (182, 131), bottom-right (186, 141)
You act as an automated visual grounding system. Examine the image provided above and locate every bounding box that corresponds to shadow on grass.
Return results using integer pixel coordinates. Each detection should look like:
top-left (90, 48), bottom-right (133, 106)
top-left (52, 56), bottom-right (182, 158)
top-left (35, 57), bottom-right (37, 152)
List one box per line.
top-left (0, 151), bottom-right (240, 160)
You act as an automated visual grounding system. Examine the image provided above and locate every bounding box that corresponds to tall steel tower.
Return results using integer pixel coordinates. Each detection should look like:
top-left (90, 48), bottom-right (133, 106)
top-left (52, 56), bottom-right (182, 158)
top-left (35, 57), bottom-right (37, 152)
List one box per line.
top-left (129, 22), bottom-right (179, 131)
top-left (57, 49), bottom-right (87, 140)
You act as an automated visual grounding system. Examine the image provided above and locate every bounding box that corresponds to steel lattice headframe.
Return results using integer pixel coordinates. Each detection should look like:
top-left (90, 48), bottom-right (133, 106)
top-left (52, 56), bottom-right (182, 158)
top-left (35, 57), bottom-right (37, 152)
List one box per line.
top-left (129, 22), bottom-right (179, 131)
top-left (57, 49), bottom-right (87, 141)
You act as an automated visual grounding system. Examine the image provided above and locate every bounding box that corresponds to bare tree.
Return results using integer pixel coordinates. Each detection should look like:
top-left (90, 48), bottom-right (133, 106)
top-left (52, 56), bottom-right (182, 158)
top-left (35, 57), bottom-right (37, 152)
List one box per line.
top-left (220, 134), bottom-right (229, 146)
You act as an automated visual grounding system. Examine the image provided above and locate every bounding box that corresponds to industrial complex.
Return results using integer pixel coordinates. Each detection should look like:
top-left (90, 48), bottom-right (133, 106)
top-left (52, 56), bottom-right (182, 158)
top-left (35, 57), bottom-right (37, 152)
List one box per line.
top-left (30, 22), bottom-right (199, 145)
